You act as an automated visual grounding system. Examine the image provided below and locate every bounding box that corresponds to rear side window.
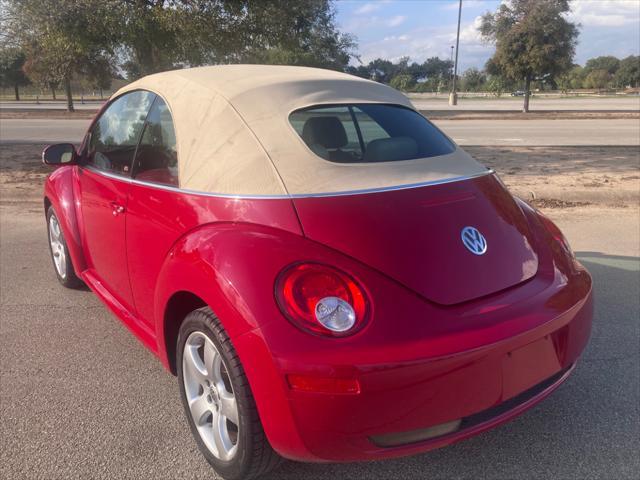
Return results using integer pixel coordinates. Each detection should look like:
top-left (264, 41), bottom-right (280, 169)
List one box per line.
top-left (133, 97), bottom-right (178, 186)
top-left (289, 104), bottom-right (455, 163)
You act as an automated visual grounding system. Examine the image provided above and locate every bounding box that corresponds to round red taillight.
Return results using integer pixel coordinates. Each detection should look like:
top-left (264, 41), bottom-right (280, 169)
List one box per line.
top-left (275, 263), bottom-right (369, 337)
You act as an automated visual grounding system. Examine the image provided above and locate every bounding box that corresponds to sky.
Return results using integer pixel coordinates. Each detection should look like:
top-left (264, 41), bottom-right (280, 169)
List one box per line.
top-left (335, 0), bottom-right (640, 71)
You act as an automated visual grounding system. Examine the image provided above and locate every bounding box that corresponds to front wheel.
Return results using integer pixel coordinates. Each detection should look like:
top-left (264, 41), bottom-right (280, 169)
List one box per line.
top-left (46, 206), bottom-right (82, 288)
top-left (177, 307), bottom-right (282, 480)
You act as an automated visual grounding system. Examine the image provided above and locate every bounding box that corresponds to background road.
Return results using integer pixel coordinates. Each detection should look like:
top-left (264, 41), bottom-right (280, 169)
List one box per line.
top-left (2, 117), bottom-right (639, 146)
top-left (1, 205), bottom-right (638, 480)
top-left (3, 95), bottom-right (640, 111)
top-left (409, 95), bottom-right (640, 111)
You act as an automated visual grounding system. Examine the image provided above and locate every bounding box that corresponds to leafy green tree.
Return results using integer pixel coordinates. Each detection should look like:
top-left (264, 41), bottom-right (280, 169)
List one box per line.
top-left (614, 56), bottom-right (640, 88)
top-left (5, 0), bottom-right (119, 110)
top-left (584, 69), bottom-right (611, 90)
top-left (461, 67), bottom-right (486, 92)
top-left (486, 75), bottom-right (509, 97)
top-left (367, 58), bottom-right (396, 83)
top-left (479, 0), bottom-right (578, 112)
top-left (389, 74), bottom-right (415, 92)
top-left (233, 0), bottom-right (356, 69)
top-left (0, 47), bottom-right (30, 100)
top-left (351, 56), bottom-right (452, 86)
top-left (22, 51), bottom-right (60, 99)
top-left (422, 57), bottom-right (453, 80)
top-left (584, 56), bottom-right (620, 75)
top-left (557, 65), bottom-right (585, 92)
top-left (345, 64), bottom-right (373, 79)
top-left (118, 0), bottom-right (356, 78)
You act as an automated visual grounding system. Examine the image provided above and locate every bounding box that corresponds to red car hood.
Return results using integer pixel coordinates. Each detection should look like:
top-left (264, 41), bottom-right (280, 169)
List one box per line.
top-left (293, 173), bottom-right (539, 305)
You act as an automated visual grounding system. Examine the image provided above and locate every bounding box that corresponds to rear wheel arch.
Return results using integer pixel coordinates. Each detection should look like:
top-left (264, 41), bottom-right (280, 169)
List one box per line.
top-left (163, 290), bottom-right (208, 375)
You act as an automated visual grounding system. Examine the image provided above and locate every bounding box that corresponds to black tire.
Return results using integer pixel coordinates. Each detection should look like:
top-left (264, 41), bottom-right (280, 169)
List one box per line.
top-left (177, 307), bottom-right (282, 480)
top-left (46, 206), bottom-right (83, 289)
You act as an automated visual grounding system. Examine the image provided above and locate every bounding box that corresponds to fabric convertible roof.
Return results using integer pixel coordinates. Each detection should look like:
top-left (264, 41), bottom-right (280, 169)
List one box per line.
top-left (115, 65), bottom-right (487, 196)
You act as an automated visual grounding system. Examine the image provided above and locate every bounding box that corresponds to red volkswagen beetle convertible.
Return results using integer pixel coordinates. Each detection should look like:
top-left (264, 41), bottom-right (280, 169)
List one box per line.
top-left (43, 66), bottom-right (592, 479)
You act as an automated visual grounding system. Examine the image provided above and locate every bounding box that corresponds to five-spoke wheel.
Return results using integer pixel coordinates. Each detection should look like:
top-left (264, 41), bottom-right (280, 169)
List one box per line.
top-left (177, 307), bottom-right (281, 480)
top-left (183, 331), bottom-right (239, 461)
top-left (46, 206), bottom-right (81, 288)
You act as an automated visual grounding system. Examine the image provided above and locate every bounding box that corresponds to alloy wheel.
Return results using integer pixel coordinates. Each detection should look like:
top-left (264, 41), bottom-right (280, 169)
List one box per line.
top-left (182, 331), bottom-right (240, 461)
top-left (48, 214), bottom-right (66, 279)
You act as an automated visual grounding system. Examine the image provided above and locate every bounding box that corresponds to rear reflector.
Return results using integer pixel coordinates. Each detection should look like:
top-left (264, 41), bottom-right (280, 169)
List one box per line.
top-left (286, 374), bottom-right (360, 395)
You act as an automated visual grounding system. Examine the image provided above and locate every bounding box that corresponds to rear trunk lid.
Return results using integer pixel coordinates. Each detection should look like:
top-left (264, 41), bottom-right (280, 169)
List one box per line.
top-left (293, 173), bottom-right (539, 305)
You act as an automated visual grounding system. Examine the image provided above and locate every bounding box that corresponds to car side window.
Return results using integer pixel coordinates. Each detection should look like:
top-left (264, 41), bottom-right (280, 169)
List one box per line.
top-left (132, 97), bottom-right (179, 187)
top-left (86, 90), bottom-right (156, 175)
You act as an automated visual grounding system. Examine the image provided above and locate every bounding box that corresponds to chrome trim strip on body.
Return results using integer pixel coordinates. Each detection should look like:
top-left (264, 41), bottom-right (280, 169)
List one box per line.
top-left (83, 166), bottom-right (494, 200)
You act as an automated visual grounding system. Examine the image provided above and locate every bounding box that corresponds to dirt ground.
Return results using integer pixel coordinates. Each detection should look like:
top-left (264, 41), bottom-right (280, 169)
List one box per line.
top-left (1, 144), bottom-right (638, 212)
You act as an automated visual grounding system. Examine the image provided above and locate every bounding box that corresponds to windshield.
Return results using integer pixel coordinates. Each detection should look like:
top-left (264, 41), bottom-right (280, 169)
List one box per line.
top-left (289, 104), bottom-right (455, 163)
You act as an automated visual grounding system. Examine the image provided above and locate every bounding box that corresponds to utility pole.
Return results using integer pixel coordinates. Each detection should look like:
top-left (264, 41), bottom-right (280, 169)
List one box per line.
top-left (450, 45), bottom-right (454, 86)
top-left (449, 0), bottom-right (462, 106)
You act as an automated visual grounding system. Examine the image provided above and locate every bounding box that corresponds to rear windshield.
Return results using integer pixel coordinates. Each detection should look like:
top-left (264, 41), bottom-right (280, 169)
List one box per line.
top-left (289, 104), bottom-right (455, 163)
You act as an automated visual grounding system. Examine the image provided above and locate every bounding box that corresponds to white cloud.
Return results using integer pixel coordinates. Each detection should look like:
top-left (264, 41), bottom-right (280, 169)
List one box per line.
top-left (440, 0), bottom-right (491, 11)
top-left (569, 0), bottom-right (640, 27)
top-left (354, 3), bottom-right (381, 15)
top-left (459, 15), bottom-right (484, 43)
top-left (383, 34), bottom-right (410, 42)
top-left (356, 17), bottom-right (493, 71)
top-left (387, 15), bottom-right (407, 27)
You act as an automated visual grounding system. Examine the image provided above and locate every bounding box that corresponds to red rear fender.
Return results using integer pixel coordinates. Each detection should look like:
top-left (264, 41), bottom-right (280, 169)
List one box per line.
top-left (44, 166), bottom-right (87, 273)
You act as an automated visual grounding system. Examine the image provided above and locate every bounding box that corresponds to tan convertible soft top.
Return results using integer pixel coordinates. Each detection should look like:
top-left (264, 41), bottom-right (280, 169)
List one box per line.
top-left (115, 65), bottom-right (487, 196)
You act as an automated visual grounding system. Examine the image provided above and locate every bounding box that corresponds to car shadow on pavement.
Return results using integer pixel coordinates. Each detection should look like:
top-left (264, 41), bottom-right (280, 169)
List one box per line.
top-left (265, 252), bottom-right (640, 480)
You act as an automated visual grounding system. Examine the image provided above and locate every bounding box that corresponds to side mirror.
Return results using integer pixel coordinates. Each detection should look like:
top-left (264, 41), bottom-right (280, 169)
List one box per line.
top-left (42, 143), bottom-right (77, 166)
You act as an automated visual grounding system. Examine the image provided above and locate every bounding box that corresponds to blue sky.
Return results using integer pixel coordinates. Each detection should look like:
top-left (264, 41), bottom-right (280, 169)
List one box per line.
top-left (335, 0), bottom-right (640, 71)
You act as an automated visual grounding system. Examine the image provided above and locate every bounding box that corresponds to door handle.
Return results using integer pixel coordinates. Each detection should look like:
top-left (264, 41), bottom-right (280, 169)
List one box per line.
top-left (110, 202), bottom-right (125, 216)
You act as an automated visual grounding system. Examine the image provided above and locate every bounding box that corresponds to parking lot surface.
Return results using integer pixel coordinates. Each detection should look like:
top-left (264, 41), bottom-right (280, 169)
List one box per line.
top-left (1, 116), bottom-right (639, 478)
top-left (1, 205), bottom-right (638, 479)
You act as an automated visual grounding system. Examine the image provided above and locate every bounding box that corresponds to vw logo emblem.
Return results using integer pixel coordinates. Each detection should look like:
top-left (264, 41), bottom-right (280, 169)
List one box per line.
top-left (461, 226), bottom-right (487, 255)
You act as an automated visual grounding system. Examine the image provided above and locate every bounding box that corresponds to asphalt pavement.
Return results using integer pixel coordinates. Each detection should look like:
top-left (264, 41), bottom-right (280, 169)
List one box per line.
top-left (2, 117), bottom-right (639, 146)
top-left (1, 104), bottom-right (639, 478)
top-left (1, 205), bottom-right (638, 479)
top-left (408, 95), bottom-right (640, 111)
top-left (3, 95), bottom-right (640, 111)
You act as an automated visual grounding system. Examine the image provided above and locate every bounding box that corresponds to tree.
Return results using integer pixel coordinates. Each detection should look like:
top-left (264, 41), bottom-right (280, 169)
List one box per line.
top-left (5, 0), bottom-right (120, 111)
top-left (422, 57), bottom-right (453, 80)
top-left (228, 0), bottom-right (356, 69)
top-left (389, 74), bottom-right (415, 91)
top-left (584, 56), bottom-right (620, 75)
top-left (479, 0), bottom-right (578, 112)
top-left (461, 67), bottom-right (486, 92)
top-left (557, 65), bottom-right (585, 92)
top-left (614, 56), bottom-right (640, 89)
top-left (584, 69), bottom-right (611, 90)
top-left (0, 47), bottom-right (30, 100)
top-left (118, 0), bottom-right (356, 78)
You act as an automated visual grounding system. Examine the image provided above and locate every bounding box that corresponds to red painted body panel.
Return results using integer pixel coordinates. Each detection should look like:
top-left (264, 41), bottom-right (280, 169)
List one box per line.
top-left (44, 162), bottom-right (593, 463)
top-left (77, 168), bottom-right (136, 310)
top-left (44, 166), bottom-right (87, 273)
top-left (293, 174), bottom-right (539, 305)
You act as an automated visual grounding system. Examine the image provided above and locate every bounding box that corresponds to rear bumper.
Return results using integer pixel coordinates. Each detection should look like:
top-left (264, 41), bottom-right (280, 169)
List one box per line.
top-left (234, 269), bottom-right (593, 462)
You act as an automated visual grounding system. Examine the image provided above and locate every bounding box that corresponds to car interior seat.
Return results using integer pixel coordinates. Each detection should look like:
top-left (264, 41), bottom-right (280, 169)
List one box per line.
top-left (301, 116), bottom-right (356, 163)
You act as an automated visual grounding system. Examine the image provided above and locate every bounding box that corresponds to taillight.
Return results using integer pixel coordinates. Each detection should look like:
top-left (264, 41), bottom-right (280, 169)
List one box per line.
top-left (275, 263), bottom-right (369, 337)
top-left (538, 213), bottom-right (574, 258)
